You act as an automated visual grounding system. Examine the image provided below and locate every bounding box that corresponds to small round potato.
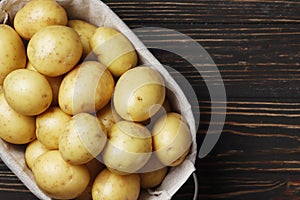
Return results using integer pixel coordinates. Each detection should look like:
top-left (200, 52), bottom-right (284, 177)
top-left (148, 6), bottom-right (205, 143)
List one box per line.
top-left (58, 61), bottom-right (114, 115)
top-left (3, 69), bottom-right (53, 116)
top-left (32, 150), bottom-right (90, 199)
top-left (113, 66), bottom-right (165, 122)
top-left (25, 140), bottom-right (49, 170)
top-left (152, 112), bottom-right (192, 166)
top-left (68, 20), bottom-right (97, 58)
top-left (96, 102), bottom-right (122, 134)
top-left (26, 61), bottom-right (63, 106)
top-left (90, 27), bottom-right (138, 77)
top-left (0, 25), bottom-right (26, 84)
top-left (140, 166), bottom-right (168, 189)
top-left (27, 25), bottom-right (83, 77)
top-left (14, 0), bottom-right (68, 40)
top-left (102, 121), bottom-right (152, 174)
top-left (0, 92), bottom-right (36, 144)
top-left (36, 106), bottom-right (71, 150)
top-left (92, 169), bottom-right (140, 200)
top-left (59, 113), bottom-right (107, 165)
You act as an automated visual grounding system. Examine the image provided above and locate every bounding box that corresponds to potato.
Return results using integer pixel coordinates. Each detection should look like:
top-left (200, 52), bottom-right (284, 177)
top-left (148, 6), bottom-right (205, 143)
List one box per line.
top-left (14, 0), bottom-right (68, 40)
top-left (58, 61), bottom-right (114, 115)
top-left (140, 166), bottom-right (168, 189)
top-left (26, 61), bottom-right (63, 106)
top-left (90, 27), bottom-right (138, 77)
top-left (32, 150), bottom-right (90, 199)
top-left (59, 113), bottom-right (107, 165)
top-left (3, 69), bottom-right (53, 116)
top-left (75, 159), bottom-right (105, 200)
top-left (113, 66), bottom-right (165, 122)
top-left (27, 25), bottom-right (83, 77)
top-left (25, 140), bottom-right (49, 170)
top-left (36, 106), bottom-right (71, 150)
top-left (92, 168), bottom-right (140, 200)
top-left (102, 121), bottom-right (152, 174)
top-left (96, 102), bottom-right (122, 133)
top-left (0, 92), bottom-right (35, 144)
top-left (0, 25), bottom-right (26, 85)
top-left (68, 20), bottom-right (97, 58)
top-left (152, 112), bottom-right (192, 166)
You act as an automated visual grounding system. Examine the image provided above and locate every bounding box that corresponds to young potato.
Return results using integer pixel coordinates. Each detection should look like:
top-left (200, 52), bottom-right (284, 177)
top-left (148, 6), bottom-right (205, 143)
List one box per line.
top-left (92, 169), bottom-right (140, 200)
top-left (90, 27), bottom-right (138, 77)
top-left (59, 113), bottom-right (107, 165)
top-left (58, 61), bottom-right (114, 115)
top-left (102, 121), bottom-right (152, 174)
top-left (113, 66), bottom-right (165, 122)
top-left (75, 159), bottom-right (105, 200)
top-left (36, 106), bottom-right (71, 150)
top-left (13, 0), bottom-right (68, 40)
top-left (152, 112), bottom-right (192, 167)
top-left (25, 140), bottom-right (49, 170)
top-left (68, 20), bottom-right (97, 58)
top-left (0, 92), bottom-right (35, 144)
top-left (32, 150), bottom-right (90, 199)
top-left (140, 166), bottom-right (168, 189)
top-left (0, 25), bottom-right (26, 85)
top-left (3, 69), bottom-right (53, 116)
top-left (26, 61), bottom-right (63, 106)
top-left (27, 25), bottom-right (83, 77)
top-left (96, 102), bottom-right (122, 134)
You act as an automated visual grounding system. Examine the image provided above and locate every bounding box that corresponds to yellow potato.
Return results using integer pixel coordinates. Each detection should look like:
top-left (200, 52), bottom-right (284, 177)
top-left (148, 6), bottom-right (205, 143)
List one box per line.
top-left (27, 25), bottom-right (83, 77)
top-left (0, 25), bottom-right (26, 85)
top-left (152, 112), bottom-right (192, 166)
top-left (26, 61), bottom-right (63, 106)
top-left (113, 66), bottom-right (165, 122)
top-left (25, 140), bottom-right (49, 170)
top-left (3, 69), bottom-right (53, 116)
top-left (68, 20), bottom-right (97, 58)
top-left (59, 113), bottom-right (107, 165)
top-left (76, 159), bottom-right (105, 200)
top-left (140, 166), bottom-right (168, 189)
top-left (103, 121), bottom-right (152, 174)
top-left (0, 92), bottom-right (35, 144)
top-left (90, 27), bottom-right (138, 77)
top-left (96, 102), bottom-right (122, 133)
top-left (92, 169), bottom-right (140, 200)
top-left (32, 150), bottom-right (90, 199)
top-left (14, 0), bottom-right (68, 40)
top-left (36, 106), bottom-right (71, 150)
top-left (58, 61), bottom-right (114, 115)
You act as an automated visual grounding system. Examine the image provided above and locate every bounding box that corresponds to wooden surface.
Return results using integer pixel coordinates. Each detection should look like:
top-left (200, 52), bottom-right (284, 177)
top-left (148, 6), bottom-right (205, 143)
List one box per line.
top-left (0, 0), bottom-right (300, 199)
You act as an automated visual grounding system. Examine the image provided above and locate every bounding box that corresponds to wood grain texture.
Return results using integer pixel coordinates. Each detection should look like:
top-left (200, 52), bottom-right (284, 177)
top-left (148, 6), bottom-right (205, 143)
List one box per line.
top-left (0, 0), bottom-right (300, 199)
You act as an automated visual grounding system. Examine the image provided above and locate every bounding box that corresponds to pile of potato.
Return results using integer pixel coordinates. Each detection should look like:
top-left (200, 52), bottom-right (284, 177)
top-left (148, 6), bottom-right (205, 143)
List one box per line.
top-left (0, 0), bottom-right (192, 199)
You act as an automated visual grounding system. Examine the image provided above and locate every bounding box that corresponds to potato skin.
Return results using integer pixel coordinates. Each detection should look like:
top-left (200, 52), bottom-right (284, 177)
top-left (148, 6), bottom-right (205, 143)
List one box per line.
top-left (32, 150), bottom-right (90, 199)
top-left (113, 66), bottom-right (165, 122)
top-left (103, 121), bottom-right (152, 174)
top-left (3, 69), bottom-right (53, 116)
top-left (90, 27), bottom-right (138, 77)
top-left (27, 25), bottom-right (82, 77)
top-left (0, 25), bottom-right (26, 85)
top-left (0, 92), bottom-right (36, 144)
top-left (59, 113), bottom-right (107, 165)
top-left (68, 20), bottom-right (97, 58)
top-left (140, 166), bottom-right (168, 189)
top-left (14, 0), bottom-right (68, 40)
top-left (36, 106), bottom-right (71, 150)
top-left (58, 61), bottom-right (114, 115)
top-left (152, 112), bottom-right (192, 166)
top-left (25, 140), bottom-right (49, 170)
top-left (92, 169), bottom-right (140, 200)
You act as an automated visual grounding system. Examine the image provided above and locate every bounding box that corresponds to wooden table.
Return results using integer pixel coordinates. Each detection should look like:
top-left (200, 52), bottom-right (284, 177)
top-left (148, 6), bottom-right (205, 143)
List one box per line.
top-left (0, 0), bottom-right (299, 199)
